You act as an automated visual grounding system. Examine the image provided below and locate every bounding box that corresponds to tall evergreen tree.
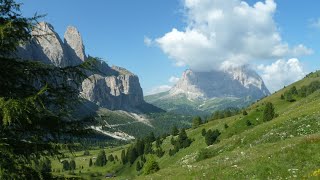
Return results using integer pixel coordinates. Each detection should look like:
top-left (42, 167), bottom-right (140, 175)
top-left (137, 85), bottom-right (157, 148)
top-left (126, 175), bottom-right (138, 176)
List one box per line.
top-left (108, 154), bottom-right (115, 162)
top-left (70, 159), bottom-right (76, 171)
top-left (121, 149), bottom-right (127, 164)
top-left (192, 116), bottom-right (202, 129)
top-left (128, 147), bottom-right (138, 165)
top-left (95, 150), bottom-right (107, 167)
top-left (263, 102), bottom-right (275, 122)
top-left (171, 126), bottom-right (179, 136)
top-left (89, 158), bottom-right (93, 167)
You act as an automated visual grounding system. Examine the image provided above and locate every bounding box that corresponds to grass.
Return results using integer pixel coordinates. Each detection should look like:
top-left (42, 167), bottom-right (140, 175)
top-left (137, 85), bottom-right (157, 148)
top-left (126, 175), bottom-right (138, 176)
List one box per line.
top-left (52, 73), bottom-right (320, 179)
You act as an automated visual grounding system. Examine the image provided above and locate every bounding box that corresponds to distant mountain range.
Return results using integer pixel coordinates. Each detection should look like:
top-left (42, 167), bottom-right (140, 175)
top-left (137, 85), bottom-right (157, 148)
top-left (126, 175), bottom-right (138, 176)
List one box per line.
top-left (145, 66), bottom-right (270, 115)
top-left (14, 22), bottom-right (168, 141)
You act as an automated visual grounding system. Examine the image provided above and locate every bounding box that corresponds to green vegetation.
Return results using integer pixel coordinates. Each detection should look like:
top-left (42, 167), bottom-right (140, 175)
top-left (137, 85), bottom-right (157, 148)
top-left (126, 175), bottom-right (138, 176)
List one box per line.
top-left (204, 129), bottom-right (221, 146)
top-left (262, 102), bottom-right (275, 122)
top-left (0, 1), bottom-right (96, 179)
top-left (95, 150), bottom-right (107, 167)
top-left (143, 157), bottom-right (160, 175)
top-left (192, 116), bottom-right (202, 129)
top-left (145, 92), bottom-right (254, 115)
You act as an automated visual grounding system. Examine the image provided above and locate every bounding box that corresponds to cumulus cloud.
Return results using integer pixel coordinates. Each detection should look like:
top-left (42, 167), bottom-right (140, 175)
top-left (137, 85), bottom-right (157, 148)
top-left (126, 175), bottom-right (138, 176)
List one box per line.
top-left (258, 58), bottom-right (305, 92)
top-left (169, 76), bottom-right (180, 83)
top-left (155, 0), bottom-right (312, 71)
top-left (146, 85), bottom-right (172, 95)
top-left (144, 36), bottom-right (153, 47)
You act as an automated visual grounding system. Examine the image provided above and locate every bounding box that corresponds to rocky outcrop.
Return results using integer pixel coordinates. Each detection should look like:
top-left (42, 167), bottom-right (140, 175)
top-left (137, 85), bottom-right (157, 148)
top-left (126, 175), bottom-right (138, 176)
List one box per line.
top-left (15, 22), bottom-right (149, 112)
top-left (170, 66), bottom-right (270, 100)
top-left (64, 26), bottom-right (87, 64)
top-left (16, 22), bottom-right (85, 67)
top-left (81, 67), bottom-right (144, 110)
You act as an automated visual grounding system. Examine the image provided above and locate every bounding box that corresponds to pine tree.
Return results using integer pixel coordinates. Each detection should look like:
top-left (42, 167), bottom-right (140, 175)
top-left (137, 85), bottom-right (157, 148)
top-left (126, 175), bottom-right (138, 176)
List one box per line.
top-left (128, 147), bottom-right (138, 165)
top-left (136, 161), bottom-right (142, 171)
top-left (121, 149), bottom-right (127, 164)
top-left (89, 158), bottom-right (93, 167)
top-left (192, 116), bottom-right (202, 129)
top-left (201, 128), bottom-right (207, 136)
top-left (171, 126), bottom-right (179, 136)
top-left (205, 129), bottom-right (221, 146)
top-left (95, 150), bottom-right (107, 166)
top-left (108, 154), bottom-right (115, 162)
top-left (263, 102), bottom-right (275, 122)
top-left (62, 160), bottom-right (70, 171)
top-left (70, 160), bottom-right (76, 171)
top-left (177, 129), bottom-right (192, 149)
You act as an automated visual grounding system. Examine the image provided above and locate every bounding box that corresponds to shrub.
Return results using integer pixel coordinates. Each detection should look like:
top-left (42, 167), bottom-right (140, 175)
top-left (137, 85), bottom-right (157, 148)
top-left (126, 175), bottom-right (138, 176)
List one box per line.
top-left (243, 110), bottom-right (248, 116)
top-left (201, 128), bottom-right (206, 136)
top-left (224, 123), bottom-right (229, 129)
top-left (83, 150), bottom-right (90, 156)
top-left (143, 157), bottom-right (160, 175)
top-left (205, 129), bottom-right (221, 146)
top-left (246, 120), bottom-right (252, 126)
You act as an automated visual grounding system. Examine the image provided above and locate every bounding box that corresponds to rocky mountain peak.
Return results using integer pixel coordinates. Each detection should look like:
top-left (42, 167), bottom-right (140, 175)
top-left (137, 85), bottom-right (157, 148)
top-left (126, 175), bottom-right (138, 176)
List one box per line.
top-left (170, 66), bottom-right (270, 100)
top-left (30, 22), bottom-right (68, 67)
top-left (64, 26), bottom-right (87, 63)
top-left (15, 22), bottom-right (152, 112)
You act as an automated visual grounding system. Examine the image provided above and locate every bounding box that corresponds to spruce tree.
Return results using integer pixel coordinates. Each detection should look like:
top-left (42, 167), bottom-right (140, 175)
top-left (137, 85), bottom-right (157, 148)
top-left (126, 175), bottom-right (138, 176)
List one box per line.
top-left (263, 102), bottom-right (275, 122)
top-left (70, 160), bottom-right (76, 171)
top-left (89, 158), bottom-right (93, 167)
top-left (171, 126), bottom-right (179, 136)
top-left (192, 116), bottom-right (202, 129)
top-left (95, 150), bottom-right (107, 167)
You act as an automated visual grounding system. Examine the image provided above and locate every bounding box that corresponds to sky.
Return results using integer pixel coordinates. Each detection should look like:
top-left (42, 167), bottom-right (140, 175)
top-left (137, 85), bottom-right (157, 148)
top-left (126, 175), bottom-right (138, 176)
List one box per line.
top-left (19, 0), bottom-right (320, 94)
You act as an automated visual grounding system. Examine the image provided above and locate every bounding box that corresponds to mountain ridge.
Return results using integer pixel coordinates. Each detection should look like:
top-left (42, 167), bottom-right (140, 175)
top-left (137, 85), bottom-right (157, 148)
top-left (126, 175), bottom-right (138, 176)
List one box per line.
top-left (15, 22), bottom-right (159, 113)
top-left (146, 66), bottom-right (270, 115)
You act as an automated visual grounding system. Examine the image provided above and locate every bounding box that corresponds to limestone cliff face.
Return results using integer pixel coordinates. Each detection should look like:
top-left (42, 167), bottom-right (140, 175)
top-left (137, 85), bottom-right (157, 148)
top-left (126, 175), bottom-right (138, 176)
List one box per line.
top-left (81, 66), bottom-right (144, 110)
top-left (64, 26), bottom-right (87, 64)
top-left (170, 66), bottom-right (270, 100)
top-left (16, 22), bottom-right (146, 111)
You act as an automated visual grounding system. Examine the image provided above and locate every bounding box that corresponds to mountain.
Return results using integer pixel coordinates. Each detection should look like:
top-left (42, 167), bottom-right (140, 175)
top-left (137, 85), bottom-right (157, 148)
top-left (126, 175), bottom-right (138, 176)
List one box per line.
top-left (14, 22), bottom-right (170, 141)
top-left (15, 22), bottom-right (159, 113)
top-left (107, 71), bottom-right (320, 179)
top-left (145, 66), bottom-right (270, 115)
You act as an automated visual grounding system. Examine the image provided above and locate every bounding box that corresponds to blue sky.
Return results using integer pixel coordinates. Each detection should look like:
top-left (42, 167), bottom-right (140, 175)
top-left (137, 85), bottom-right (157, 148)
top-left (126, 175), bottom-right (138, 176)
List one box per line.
top-left (20, 0), bottom-right (320, 94)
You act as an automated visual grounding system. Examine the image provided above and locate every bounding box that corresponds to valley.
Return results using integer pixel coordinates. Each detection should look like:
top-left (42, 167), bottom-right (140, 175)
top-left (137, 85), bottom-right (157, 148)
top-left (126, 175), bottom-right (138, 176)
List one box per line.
top-left (1, 0), bottom-right (320, 179)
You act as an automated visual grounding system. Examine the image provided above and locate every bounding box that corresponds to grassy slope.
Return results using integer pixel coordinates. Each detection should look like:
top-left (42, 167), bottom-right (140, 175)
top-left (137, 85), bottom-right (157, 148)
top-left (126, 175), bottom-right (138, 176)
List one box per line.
top-left (51, 73), bottom-right (320, 179)
top-left (129, 73), bottom-right (320, 179)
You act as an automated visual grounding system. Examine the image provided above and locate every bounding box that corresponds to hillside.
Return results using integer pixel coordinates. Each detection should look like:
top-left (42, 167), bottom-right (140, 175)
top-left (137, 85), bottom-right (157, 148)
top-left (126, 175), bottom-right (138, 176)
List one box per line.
top-left (120, 71), bottom-right (320, 179)
top-left (49, 71), bottom-right (320, 179)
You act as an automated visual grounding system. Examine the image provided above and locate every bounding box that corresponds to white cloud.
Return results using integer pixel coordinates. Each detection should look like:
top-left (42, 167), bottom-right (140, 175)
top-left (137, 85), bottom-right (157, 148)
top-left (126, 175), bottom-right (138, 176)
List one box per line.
top-left (291, 44), bottom-right (313, 56)
top-left (169, 76), bottom-right (180, 83)
top-left (258, 58), bottom-right (305, 92)
top-left (144, 36), bottom-right (153, 47)
top-left (146, 85), bottom-right (172, 95)
top-left (155, 0), bottom-right (312, 71)
top-left (310, 18), bottom-right (320, 29)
